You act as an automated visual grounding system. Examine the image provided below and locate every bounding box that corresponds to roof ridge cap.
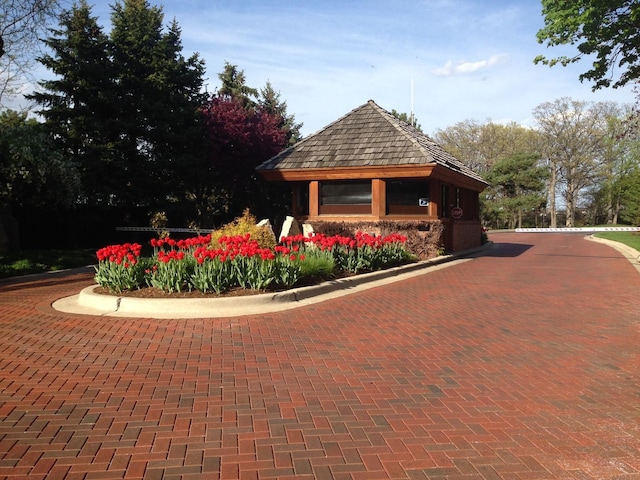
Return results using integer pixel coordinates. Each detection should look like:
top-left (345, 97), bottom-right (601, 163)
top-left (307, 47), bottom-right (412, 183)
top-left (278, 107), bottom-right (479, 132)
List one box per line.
top-left (256, 101), bottom-right (372, 170)
top-left (370, 101), bottom-right (438, 159)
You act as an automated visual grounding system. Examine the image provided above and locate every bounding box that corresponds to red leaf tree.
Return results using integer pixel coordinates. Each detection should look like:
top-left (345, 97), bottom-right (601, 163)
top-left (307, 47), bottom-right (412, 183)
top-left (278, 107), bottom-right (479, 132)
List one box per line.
top-left (198, 95), bottom-right (288, 223)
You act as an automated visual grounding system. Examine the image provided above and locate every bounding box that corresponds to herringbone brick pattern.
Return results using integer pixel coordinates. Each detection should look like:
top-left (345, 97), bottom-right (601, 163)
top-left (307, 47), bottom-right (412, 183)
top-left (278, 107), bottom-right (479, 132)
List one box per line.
top-left (0, 233), bottom-right (639, 479)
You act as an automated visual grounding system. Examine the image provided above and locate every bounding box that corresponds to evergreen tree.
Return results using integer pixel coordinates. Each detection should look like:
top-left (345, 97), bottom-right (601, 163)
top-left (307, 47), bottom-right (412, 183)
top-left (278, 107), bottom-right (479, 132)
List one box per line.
top-left (260, 81), bottom-right (303, 145)
top-left (484, 154), bottom-right (548, 229)
top-left (390, 109), bottom-right (422, 132)
top-left (28, 0), bottom-right (113, 205)
top-left (109, 0), bottom-right (206, 208)
top-left (217, 61), bottom-right (258, 107)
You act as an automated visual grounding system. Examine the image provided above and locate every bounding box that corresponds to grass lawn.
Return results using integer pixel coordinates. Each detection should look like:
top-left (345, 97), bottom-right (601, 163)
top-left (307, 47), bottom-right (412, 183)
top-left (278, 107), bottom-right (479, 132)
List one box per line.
top-left (593, 231), bottom-right (640, 252)
top-left (0, 248), bottom-right (96, 279)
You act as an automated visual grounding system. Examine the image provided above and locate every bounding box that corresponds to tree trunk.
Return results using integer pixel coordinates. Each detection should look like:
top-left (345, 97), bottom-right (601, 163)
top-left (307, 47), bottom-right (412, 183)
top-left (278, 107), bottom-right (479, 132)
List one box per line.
top-left (565, 169), bottom-right (577, 227)
top-left (549, 164), bottom-right (557, 228)
top-left (613, 195), bottom-right (620, 224)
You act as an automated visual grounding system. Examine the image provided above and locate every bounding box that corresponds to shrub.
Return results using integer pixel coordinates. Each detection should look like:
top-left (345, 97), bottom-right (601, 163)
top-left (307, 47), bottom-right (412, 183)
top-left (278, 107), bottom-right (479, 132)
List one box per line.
top-left (211, 209), bottom-right (276, 249)
top-left (298, 249), bottom-right (335, 280)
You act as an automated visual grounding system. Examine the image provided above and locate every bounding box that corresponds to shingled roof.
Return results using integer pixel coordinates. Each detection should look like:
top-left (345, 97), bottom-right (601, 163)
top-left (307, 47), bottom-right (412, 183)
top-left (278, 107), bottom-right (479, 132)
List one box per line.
top-left (256, 100), bottom-right (487, 185)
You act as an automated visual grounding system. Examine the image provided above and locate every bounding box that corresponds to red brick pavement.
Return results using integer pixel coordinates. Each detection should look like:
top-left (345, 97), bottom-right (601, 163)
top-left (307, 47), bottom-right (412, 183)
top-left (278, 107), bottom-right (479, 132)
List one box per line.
top-left (0, 232), bottom-right (639, 479)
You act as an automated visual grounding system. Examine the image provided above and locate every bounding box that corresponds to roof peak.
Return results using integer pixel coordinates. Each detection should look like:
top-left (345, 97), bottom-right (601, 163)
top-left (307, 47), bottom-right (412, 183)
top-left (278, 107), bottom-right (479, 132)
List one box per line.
top-left (256, 99), bottom-right (487, 186)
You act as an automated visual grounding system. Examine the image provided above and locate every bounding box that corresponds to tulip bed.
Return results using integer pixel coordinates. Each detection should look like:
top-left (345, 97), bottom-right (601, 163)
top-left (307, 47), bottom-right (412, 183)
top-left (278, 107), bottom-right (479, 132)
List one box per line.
top-left (94, 231), bottom-right (413, 294)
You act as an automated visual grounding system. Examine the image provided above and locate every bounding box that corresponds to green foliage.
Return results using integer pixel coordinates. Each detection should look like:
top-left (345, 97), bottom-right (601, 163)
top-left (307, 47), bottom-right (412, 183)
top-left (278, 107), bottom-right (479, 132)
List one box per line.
top-left (0, 110), bottom-right (80, 209)
top-left (484, 154), bottom-right (548, 229)
top-left (433, 120), bottom-right (540, 175)
top-left (298, 249), bottom-right (335, 279)
top-left (535, 0), bottom-right (640, 89)
top-left (211, 209), bottom-right (276, 249)
top-left (618, 168), bottom-right (640, 224)
top-left (390, 109), bottom-right (422, 131)
top-left (93, 231), bottom-right (412, 294)
top-left (94, 243), bottom-right (149, 293)
top-left (191, 256), bottom-right (234, 294)
top-left (217, 61), bottom-right (259, 106)
top-left (108, 0), bottom-right (208, 209)
top-left (150, 255), bottom-right (194, 293)
top-left (260, 81), bottom-right (303, 145)
top-left (31, 0), bottom-right (208, 210)
top-left (28, 0), bottom-right (114, 206)
top-left (0, 248), bottom-right (95, 279)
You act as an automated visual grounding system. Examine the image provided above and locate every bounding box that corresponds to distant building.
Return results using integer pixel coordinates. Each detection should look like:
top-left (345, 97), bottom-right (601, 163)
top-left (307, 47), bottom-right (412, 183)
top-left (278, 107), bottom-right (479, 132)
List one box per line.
top-left (257, 100), bottom-right (488, 252)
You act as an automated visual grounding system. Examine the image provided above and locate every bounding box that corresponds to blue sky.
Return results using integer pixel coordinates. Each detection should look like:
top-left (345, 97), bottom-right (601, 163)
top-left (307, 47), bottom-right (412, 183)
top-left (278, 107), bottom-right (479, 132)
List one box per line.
top-left (33, 0), bottom-right (639, 136)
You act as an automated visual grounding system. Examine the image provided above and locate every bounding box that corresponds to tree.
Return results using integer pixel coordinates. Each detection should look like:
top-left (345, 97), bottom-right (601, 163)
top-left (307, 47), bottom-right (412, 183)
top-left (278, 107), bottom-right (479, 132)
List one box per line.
top-left (535, 0), bottom-right (640, 90)
top-left (595, 110), bottom-right (639, 223)
top-left (0, 110), bottom-right (79, 251)
top-left (390, 109), bottom-right (422, 132)
top-left (0, 0), bottom-right (62, 106)
top-left (259, 81), bottom-right (303, 145)
top-left (199, 95), bottom-right (287, 223)
top-left (28, 0), bottom-right (114, 206)
top-left (533, 98), bottom-right (624, 227)
top-left (618, 168), bottom-right (640, 224)
top-left (108, 0), bottom-right (207, 209)
top-left (217, 61), bottom-right (258, 107)
top-left (433, 120), bottom-right (540, 175)
top-left (483, 154), bottom-right (548, 229)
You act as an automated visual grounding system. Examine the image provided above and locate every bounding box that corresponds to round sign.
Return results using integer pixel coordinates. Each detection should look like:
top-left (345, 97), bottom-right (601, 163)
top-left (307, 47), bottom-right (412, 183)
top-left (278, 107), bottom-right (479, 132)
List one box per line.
top-left (451, 207), bottom-right (463, 219)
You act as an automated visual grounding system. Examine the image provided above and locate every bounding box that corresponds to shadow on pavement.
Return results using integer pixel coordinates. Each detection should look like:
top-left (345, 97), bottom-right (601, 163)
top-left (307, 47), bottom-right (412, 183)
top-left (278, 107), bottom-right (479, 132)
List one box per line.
top-left (474, 242), bottom-right (533, 258)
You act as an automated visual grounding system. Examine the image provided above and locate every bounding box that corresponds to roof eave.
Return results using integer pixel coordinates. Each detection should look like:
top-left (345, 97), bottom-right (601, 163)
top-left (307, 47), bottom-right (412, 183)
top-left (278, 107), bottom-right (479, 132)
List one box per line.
top-left (257, 164), bottom-right (438, 182)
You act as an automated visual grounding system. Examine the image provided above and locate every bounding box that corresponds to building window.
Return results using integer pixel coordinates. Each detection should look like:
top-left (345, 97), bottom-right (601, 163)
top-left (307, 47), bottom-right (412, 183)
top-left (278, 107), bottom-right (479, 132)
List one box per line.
top-left (387, 180), bottom-right (429, 206)
top-left (320, 181), bottom-right (371, 205)
top-left (386, 179), bottom-right (430, 215)
top-left (441, 184), bottom-right (450, 217)
top-left (295, 182), bottom-right (309, 215)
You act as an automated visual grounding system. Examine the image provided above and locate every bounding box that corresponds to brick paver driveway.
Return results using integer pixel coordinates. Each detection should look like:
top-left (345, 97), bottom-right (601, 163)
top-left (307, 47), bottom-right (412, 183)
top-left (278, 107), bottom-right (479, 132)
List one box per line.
top-left (1, 232), bottom-right (639, 479)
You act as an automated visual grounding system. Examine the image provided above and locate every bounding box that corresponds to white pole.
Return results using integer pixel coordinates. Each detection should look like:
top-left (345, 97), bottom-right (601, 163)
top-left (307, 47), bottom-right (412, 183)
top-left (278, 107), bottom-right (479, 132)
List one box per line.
top-left (410, 78), bottom-right (414, 126)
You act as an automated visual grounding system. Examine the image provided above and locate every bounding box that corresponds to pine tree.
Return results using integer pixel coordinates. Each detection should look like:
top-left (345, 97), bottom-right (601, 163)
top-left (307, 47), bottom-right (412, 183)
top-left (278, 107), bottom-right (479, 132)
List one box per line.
top-left (109, 0), bottom-right (206, 208)
top-left (217, 61), bottom-right (258, 107)
top-left (27, 0), bottom-right (113, 205)
top-left (260, 81), bottom-right (303, 145)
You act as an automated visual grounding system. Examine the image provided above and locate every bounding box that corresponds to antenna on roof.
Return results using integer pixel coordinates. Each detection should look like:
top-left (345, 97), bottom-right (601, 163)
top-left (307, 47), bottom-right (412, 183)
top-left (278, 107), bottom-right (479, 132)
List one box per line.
top-left (410, 78), bottom-right (415, 127)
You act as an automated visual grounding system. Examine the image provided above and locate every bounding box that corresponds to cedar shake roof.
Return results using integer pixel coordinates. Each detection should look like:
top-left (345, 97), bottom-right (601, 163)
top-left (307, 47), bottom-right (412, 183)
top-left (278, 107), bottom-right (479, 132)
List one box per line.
top-left (256, 100), bottom-right (487, 186)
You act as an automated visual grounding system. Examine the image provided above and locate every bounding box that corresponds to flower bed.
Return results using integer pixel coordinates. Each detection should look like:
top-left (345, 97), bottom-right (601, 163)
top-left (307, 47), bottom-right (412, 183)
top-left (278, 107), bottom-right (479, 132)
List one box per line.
top-left (94, 232), bottom-right (414, 295)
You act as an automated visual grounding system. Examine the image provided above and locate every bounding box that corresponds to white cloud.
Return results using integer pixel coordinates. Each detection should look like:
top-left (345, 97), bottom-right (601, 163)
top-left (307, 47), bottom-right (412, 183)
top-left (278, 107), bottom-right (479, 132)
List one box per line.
top-left (432, 54), bottom-right (508, 77)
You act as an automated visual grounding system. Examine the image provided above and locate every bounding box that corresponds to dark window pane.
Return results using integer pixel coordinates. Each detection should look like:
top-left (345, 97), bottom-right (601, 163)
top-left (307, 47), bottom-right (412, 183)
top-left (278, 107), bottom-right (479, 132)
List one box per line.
top-left (387, 180), bottom-right (429, 206)
top-left (321, 181), bottom-right (371, 205)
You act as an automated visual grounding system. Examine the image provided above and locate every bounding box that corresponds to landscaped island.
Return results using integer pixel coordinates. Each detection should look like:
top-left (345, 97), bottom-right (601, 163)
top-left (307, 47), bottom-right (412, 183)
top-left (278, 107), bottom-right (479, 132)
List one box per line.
top-left (94, 231), bottom-right (414, 296)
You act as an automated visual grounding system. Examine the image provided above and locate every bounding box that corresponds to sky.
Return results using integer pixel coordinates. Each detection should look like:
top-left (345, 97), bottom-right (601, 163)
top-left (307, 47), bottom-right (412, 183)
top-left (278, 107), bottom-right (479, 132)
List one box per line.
top-left (20, 0), bottom-right (639, 137)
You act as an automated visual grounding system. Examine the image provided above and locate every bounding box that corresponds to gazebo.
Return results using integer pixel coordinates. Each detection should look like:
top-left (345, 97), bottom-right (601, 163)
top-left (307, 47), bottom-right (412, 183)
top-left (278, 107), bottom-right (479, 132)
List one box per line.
top-left (256, 100), bottom-right (488, 252)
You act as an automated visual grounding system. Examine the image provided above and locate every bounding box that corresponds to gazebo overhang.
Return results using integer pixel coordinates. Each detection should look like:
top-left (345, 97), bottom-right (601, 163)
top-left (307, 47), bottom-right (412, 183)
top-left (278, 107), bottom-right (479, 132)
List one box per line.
top-left (258, 164), bottom-right (487, 193)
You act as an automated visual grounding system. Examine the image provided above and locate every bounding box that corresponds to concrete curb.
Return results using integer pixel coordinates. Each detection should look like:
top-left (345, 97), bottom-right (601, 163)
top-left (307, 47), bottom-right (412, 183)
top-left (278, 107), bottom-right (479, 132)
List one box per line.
top-left (53, 243), bottom-right (492, 318)
top-left (586, 234), bottom-right (640, 274)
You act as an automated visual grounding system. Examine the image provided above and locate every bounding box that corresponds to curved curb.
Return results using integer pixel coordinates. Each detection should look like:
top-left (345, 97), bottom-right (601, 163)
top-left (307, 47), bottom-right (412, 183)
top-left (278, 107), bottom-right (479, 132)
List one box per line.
top-left (52, 242), bottom-right (492, 318)
top-left (586, 234), bottom-right (640, 274)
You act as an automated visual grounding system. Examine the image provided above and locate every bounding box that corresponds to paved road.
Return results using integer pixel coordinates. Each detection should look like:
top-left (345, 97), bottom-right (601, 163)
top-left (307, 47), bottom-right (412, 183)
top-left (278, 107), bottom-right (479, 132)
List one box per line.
top-left (0, 232), bottom-right (639, 479)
